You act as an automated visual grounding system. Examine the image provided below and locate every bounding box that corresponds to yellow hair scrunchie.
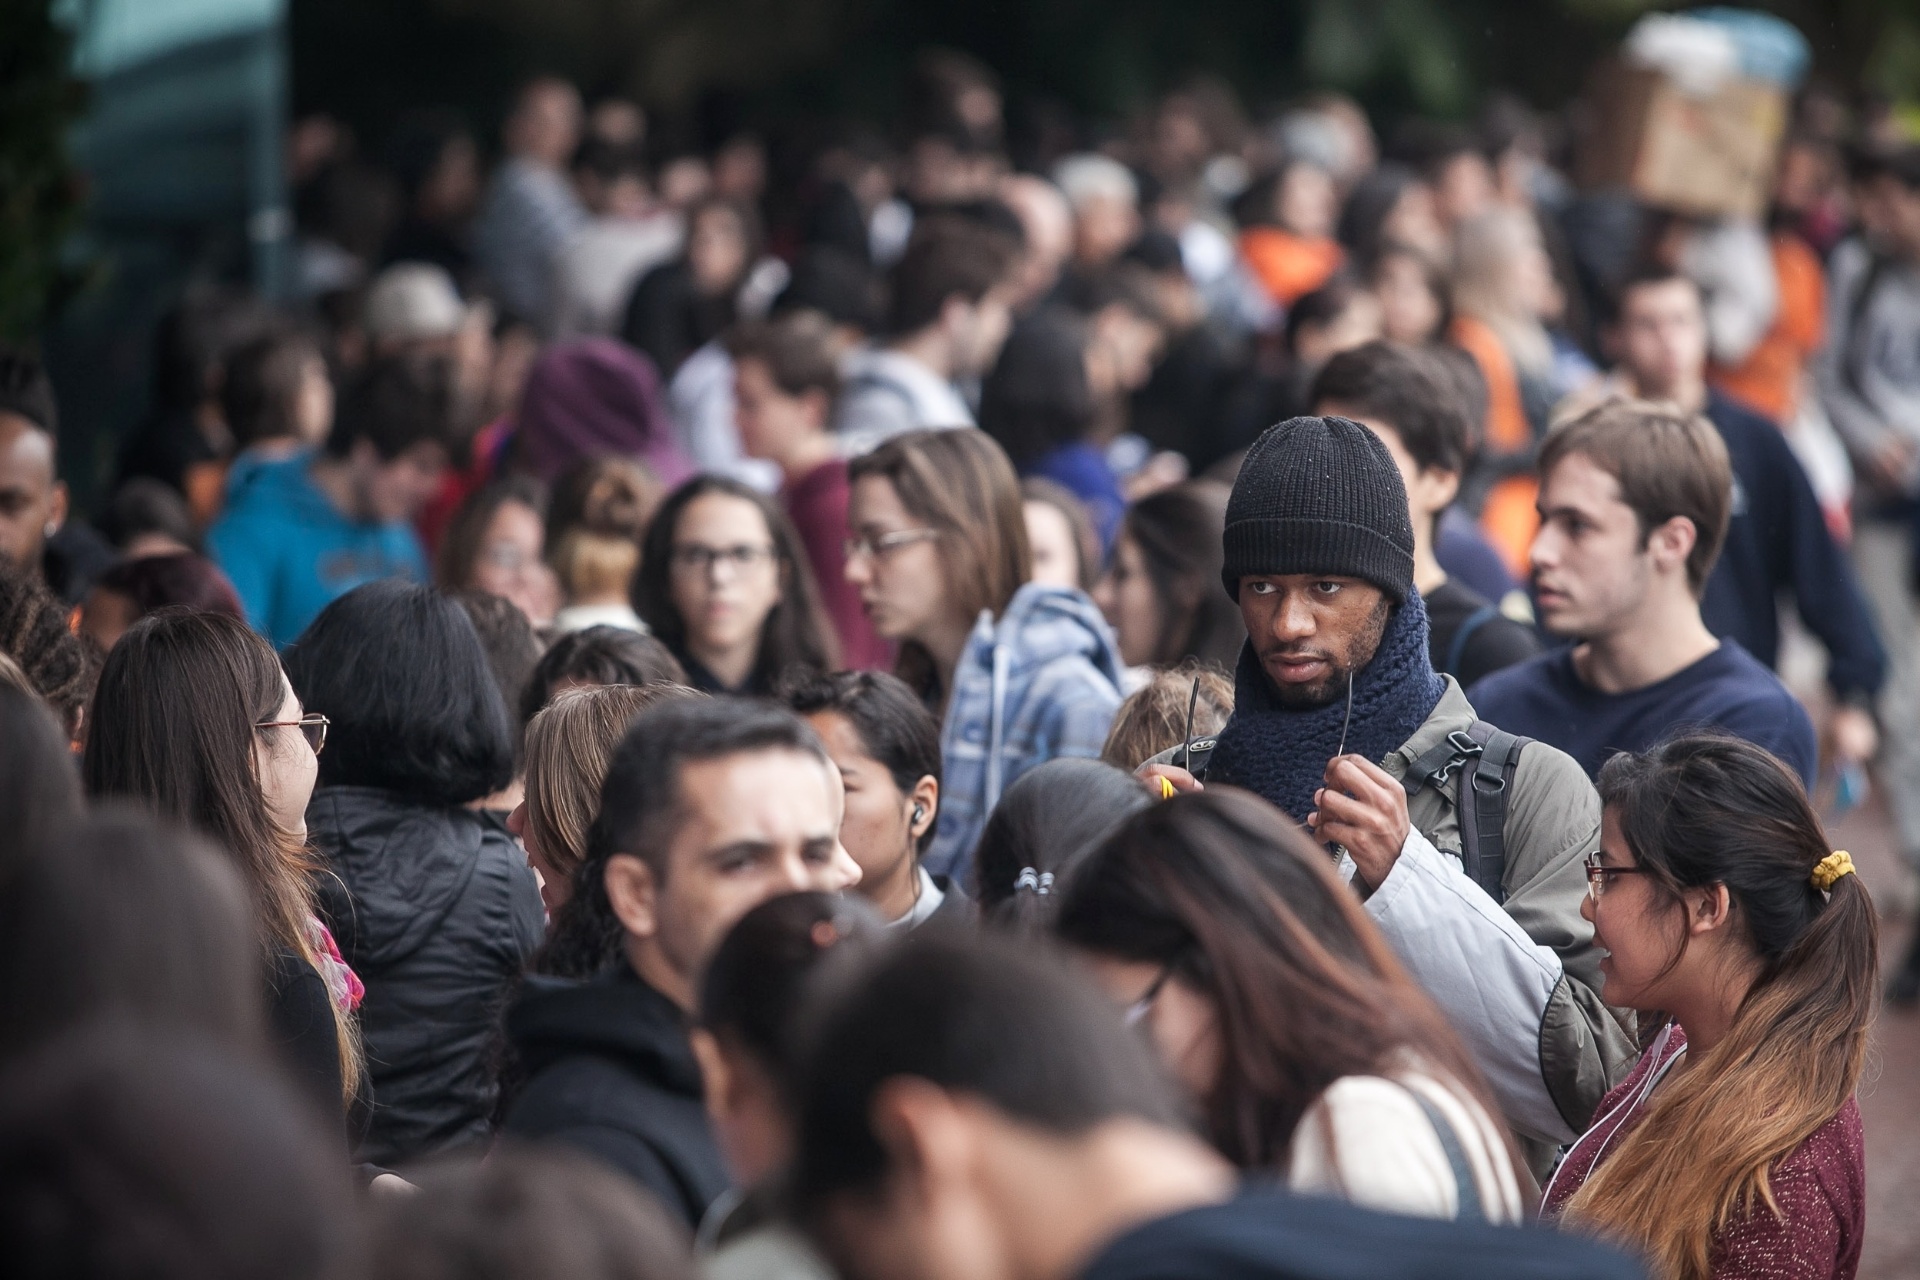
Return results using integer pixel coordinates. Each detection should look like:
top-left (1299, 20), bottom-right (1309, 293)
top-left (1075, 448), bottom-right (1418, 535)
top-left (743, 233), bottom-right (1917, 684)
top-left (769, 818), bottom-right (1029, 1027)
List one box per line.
top-left (1811, 850), bottom-right (1855, 892)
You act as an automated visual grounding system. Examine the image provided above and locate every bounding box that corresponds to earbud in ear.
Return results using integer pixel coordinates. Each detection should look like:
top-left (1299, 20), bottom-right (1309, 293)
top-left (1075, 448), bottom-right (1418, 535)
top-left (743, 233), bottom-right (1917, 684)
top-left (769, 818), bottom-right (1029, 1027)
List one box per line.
top-left (912, 805), bottom-right (926, 824)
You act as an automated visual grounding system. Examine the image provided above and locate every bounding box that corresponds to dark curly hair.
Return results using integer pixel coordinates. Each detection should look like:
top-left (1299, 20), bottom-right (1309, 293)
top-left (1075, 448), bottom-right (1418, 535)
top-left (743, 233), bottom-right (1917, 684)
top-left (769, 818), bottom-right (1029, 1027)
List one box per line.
top-left (0, 559), bottom-right (97, 737)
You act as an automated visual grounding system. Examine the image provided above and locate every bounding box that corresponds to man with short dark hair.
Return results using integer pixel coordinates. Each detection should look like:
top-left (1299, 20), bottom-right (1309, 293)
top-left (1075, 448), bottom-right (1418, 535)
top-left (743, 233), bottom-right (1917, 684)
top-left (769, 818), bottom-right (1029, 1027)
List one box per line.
top-left (791, 935), bottom-right (1639, 1280)
top-left (503, 696), bottom-right (859, 1225)
top-left (1609, 267), bottom-right (1883, 771)
top-left (731, 312), bottom-right (889, 669)
top-left (209, 354), bottom-right (452, 646)
top-left (835, 217), bottom-right (1021, 453)
top-left (1470, 399), bottom-right (1818, 786)
top-left (0, 346), bottom-right (113, 603)
top-left (1312, 341), bottom-right (1540, 687)
top-left (1144, 414), bottom-right (1631, 1165)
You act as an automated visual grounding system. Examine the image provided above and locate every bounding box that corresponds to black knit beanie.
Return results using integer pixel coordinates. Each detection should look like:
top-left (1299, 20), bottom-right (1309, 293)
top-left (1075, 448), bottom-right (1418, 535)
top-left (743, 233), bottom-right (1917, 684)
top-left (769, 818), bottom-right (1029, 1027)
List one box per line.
top-left (1221, 415), bottom-right (1414, 602)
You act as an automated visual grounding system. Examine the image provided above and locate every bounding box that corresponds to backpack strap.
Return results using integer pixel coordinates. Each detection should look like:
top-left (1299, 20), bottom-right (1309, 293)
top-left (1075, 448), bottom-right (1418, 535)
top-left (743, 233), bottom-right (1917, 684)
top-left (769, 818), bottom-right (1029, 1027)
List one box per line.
top-left (1455, 721), bottom-right (1528, 905)
top-left (1402, 1084), bottom-right (1486, 1224)
top-left (1400, 721), bottom-right (1528, 904)
top-left (1442, 604), bottom-right (1501, 679)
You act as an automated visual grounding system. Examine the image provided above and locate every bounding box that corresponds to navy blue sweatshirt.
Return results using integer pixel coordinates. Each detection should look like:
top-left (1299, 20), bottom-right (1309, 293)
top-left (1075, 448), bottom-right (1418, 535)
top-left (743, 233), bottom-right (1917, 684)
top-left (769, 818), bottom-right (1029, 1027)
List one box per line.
top-left (1467, 638), bottom-right (1818, 787)
top-left (1700, 390), bottom-right (1885, 702)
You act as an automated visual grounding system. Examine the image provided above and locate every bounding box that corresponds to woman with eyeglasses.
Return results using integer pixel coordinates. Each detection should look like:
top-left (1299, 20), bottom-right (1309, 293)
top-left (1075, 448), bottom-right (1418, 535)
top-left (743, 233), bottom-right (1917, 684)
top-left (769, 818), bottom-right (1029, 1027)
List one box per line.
top-left (1543, 734), bottom-right (1874, 1280)
top-left (82, 609), bottom-right (365, 1143)
top-left (1055, 788), bottom-right (1528, 1223)
top-left (845, 428), bottom-right (1124, 887)
top-left (632, 475), bottom-right (837, 696)
top-left (436, 475), bottom-right (561, 630)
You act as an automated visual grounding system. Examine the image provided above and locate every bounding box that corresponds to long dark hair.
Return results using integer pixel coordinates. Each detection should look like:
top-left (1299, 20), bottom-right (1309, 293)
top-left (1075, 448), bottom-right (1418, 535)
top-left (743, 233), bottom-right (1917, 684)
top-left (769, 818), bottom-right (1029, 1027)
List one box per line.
top-left (84, 611), bottom-right (318, 965)
top-left (81, 611), bottom-right (362, 1096)
top-left (632, 475), bottom-right (838, 688)
top-left (1567, 735), bottom-right (1878, 1280)
top-left (1118, 482), bottom-right (1242, 669)
top-left (0, 682), bottom-right (82, 870)
top-left (1053, 788), bottom-right (1516, 1178)
top-left (0, 811), bottom-right (262, 1060)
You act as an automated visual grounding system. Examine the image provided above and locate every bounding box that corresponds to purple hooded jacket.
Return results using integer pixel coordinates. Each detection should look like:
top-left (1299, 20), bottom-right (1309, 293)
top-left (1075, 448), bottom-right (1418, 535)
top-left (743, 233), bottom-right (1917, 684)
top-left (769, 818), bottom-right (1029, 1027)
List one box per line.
top-left (514, 339), bottom-right (696, 488)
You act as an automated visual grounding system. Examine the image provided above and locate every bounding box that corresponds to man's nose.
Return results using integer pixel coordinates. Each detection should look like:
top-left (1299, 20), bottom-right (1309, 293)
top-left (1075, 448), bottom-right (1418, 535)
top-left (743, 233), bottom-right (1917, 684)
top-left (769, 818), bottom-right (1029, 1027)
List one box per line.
top-left (1270, 591), bottom-right (1316, 640)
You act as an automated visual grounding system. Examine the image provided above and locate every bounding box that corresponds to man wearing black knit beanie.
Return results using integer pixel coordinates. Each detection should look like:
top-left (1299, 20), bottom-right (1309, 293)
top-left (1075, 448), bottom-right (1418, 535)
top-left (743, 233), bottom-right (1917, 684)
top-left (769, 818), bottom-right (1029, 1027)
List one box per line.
top-left (1144, 414), bottom-right (1632, 1176)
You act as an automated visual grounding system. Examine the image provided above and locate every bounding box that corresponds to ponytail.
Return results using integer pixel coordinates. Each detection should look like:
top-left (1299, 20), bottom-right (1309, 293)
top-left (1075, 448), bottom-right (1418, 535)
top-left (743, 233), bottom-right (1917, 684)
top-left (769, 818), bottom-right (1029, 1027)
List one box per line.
top-left (1565, 736), bottom-right (1878, 1280)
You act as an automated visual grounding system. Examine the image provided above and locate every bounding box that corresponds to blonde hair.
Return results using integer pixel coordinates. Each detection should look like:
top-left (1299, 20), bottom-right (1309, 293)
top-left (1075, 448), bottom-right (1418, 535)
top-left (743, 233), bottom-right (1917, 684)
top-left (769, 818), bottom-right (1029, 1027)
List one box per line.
top-left (1451, 207), bottom-right (1552, 377)
top-left (523, 684), bottom-right (671, 892)
top-left (1100, 663), bottom-right (1233, 770)
top-left (548, 459), bottom-right (661, 603)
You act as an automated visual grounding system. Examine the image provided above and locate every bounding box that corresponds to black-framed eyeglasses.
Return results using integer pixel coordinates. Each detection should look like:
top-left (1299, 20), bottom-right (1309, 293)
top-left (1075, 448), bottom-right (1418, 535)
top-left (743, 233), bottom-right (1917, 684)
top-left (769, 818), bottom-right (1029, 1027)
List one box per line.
top-left (257, 713), bottom-right (328, 755)
top-left (1584, 850), bottom-right (1651, 902)
top-left (669, 543), bottom-right (778, 576)
top-left (844, 527), bottom-right (939, 562)
top-left (1124, 960), bottom-right (1178, 1027)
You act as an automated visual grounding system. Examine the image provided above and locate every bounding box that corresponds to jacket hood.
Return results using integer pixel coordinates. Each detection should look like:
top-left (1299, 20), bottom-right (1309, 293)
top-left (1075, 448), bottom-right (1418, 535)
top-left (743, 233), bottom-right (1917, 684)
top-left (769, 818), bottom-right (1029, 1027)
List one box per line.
top-left (968, 583), bottom-right (1124, 689)
top-left (507, 967), bottom-right (703, 1099)
top-left (308, 787), bottom-right (502, 966)
top-left (223, 450), bottom-right (336, 518)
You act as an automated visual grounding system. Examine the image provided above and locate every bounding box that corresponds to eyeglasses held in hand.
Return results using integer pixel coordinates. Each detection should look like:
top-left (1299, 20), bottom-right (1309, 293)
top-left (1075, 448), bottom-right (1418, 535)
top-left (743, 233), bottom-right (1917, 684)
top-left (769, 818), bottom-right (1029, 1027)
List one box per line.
top-left (669, 543), bottom-right (777, 576)
top-left (257, 713), bottom-right (329, 755)
top-left (1583, 851), bottom-right (1651, 902)
top-left (844, 527), bottom-right (939, 561)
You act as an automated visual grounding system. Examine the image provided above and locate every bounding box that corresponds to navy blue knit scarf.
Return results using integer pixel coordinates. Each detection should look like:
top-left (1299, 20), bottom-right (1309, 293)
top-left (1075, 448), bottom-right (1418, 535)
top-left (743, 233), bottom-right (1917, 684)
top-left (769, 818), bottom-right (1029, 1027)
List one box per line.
top-left (1210, 589), bottom-right (1447, 824)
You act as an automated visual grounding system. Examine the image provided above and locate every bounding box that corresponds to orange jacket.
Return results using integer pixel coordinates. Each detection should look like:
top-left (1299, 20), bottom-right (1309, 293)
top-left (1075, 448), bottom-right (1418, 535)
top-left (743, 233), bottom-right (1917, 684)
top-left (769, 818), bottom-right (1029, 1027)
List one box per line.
top-left (1710, 232), bottom-right (1824, 424)
top-left (1239, 228), bottom-right (1344, 307)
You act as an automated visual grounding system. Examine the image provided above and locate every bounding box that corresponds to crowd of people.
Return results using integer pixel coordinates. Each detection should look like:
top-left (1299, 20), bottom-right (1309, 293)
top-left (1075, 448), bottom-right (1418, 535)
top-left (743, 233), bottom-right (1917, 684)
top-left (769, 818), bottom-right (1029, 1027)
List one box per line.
top-left (0, 43), bottom-right (1909, 1280)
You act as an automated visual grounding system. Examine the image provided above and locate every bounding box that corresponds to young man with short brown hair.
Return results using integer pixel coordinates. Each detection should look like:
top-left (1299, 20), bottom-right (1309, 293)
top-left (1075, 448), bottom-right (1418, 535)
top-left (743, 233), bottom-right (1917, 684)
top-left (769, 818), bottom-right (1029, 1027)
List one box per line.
top-left (1468, 399), bottom-right (1818, 785)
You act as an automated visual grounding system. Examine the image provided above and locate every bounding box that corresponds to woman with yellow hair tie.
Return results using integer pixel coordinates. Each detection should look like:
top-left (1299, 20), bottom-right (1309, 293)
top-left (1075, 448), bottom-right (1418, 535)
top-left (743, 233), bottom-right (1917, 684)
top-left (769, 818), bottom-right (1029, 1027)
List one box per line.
top-left (1544, 733), bottom-right (1877, 1280)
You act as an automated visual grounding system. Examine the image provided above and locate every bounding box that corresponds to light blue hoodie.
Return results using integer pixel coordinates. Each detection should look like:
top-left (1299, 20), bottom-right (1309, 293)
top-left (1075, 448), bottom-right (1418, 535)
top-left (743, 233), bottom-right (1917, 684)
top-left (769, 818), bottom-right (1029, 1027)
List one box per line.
top-left (926, 583), bottom-right (1125, 888)
top-left (208, 451), bottom-right (428, 649)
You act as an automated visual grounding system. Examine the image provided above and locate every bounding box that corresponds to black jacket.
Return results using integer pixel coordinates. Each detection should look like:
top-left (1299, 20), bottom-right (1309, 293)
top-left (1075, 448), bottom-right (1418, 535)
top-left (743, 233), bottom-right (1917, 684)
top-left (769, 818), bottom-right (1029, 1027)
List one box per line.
top-left (502, 966), bottom-right (730, 1227)
top-left (308, 786), bottom-right (543, 1167)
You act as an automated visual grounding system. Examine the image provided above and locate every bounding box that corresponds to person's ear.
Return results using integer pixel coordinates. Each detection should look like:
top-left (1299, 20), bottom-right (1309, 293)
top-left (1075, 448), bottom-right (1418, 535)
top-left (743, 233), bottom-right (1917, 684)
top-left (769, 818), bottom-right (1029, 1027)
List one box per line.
top-left (1411, 466), bottom-right (1459, 516)
top-left (869, 1076), bottom-right (980, 1203)
top-left (603, 852), bottom-right (660, 940)
top-left (1646, 514), bottom-right (1699, 577)
top-left (1687, 882), bottom-right (1734, 938)
top-left (908, 775), bottom-right (940, 840)
top-left (938, 293), bottom-right (973, 340)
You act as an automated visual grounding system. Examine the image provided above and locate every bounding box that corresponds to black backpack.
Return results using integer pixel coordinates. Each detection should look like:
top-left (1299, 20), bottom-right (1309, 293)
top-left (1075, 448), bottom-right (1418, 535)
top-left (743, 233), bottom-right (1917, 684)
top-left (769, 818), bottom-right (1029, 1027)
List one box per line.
top-left (1174, 719), bottom-right (1530, 904)
top-left (1398, 720), bottom-right (1530, 905)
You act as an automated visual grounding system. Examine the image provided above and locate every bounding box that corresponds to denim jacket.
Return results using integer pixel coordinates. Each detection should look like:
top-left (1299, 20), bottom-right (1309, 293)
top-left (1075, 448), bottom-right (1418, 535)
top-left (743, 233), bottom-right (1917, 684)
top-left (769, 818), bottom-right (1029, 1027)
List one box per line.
top-left (925, 583), bottom-right (1124, 889)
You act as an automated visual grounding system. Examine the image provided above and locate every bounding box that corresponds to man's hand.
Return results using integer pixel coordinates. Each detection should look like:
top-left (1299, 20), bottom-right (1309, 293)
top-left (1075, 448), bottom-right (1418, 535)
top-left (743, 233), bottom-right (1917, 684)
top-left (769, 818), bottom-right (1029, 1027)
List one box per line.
top-left (1829, 704), bottom-right (1880, 768)
top-left (1137, 762), bottom-right (1203, 797)
top-left (1308, 755), bottom-right (1410, 892)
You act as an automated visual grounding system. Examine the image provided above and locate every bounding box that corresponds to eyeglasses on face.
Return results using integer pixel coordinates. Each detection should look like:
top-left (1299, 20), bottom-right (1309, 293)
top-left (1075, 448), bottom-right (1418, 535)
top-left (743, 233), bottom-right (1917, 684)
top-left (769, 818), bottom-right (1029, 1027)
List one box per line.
top-left (668, 543), bottom-right (778, 576)
top-left (257, 713), bottom-right (329, 755)
top-left (844, 527), bottom-right (939, 562)
top-left (1124, 960), bottom-right (1179, 1028)
top-left (1584, 850), bottom-right (1651, 902)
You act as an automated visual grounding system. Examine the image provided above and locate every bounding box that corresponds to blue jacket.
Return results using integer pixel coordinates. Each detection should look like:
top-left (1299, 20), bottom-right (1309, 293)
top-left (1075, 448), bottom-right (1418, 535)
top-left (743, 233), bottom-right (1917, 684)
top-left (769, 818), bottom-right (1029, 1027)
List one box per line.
top-left (1700, 390), bottom-right (1885, 701)
top-left (208, 452), bottom-right (429, 648)
top-left (926, 583), bottom-right (1125, 888)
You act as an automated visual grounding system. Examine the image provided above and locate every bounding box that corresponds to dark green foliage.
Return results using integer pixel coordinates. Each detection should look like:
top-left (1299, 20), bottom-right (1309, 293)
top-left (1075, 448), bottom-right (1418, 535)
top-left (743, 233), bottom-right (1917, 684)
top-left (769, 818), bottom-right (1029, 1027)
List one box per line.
top-left (0, 0), bottom-right (87, 342)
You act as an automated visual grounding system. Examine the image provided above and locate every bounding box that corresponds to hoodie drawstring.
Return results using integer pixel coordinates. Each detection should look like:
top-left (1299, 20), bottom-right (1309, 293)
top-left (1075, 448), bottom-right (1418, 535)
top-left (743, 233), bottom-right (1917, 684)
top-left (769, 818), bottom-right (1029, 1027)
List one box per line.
top-left (985, 637), bottom-right (1012, 815)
